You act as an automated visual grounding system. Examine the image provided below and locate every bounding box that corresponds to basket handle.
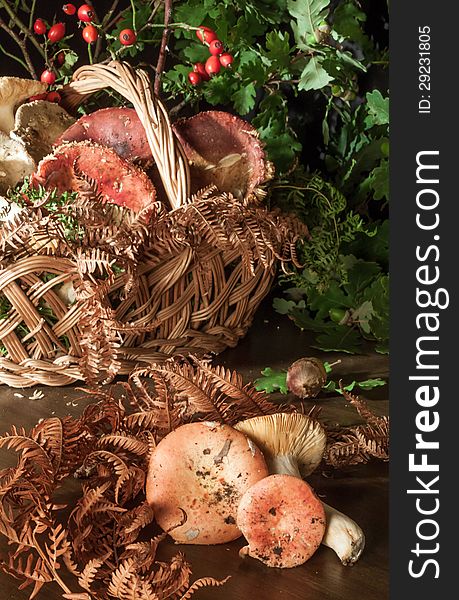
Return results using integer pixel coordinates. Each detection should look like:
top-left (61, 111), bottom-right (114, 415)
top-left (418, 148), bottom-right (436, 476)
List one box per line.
top-left (60, 61), bottom-right (190, 210)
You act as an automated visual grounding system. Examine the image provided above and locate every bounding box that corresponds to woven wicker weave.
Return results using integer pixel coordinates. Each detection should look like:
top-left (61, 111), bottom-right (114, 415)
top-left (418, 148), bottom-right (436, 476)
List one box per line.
top-left (0, 62), bottom-right (305, 388)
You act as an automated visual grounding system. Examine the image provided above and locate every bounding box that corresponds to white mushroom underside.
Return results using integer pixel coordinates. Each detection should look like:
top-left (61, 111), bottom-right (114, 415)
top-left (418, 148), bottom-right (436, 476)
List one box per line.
top-left (0, 132), bottom-right (35, 194)
top-left (11, 100), bottom-right (76, 163)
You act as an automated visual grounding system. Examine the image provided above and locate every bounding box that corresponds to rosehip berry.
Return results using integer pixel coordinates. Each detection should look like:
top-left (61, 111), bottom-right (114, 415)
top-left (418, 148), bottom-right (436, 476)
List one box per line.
top-left (209, 39), bottom-right (224, 56)
top-left (62, 3), bottom-right (76, 15)
top-left (119, 28), bottom-right (137, 46)
top-left (205, 55), bottom-right (221, 76)
top-left (188, 71), bottom-right (202, 86)
top-left (77, 4), bottom-right (94, 22)
top-left (196, 25), bottom-right (217, 44)
top-left (82, 24), bottom-right (98, 43)
top-left (46, 91), bottom-right (62, 103)
top-left (193, 62), bottom-right (210, 81)
top-left (40, 69), bottom-right (56, 85)
top-left (219, 53), bottom-right (234, 67)
top-left (28, 93), bottom-right (48, 102)
top-left (33, 19), bottom-right (47, 35)
top-left (48, 22), bottom-right (66, 43)
top-left (55, 51), bottom-right (66, 67)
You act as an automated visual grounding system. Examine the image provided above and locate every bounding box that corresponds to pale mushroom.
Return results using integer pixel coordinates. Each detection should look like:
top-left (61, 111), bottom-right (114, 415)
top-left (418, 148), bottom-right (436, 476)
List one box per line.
top-left (0, 77), bottom-right (47, 134)
top-left (0, 132), bottom-right (35, 194)
top-left (237, 473), bottom-right (326, 568)
top-left (11, 100), bottom-right (75, 163)
top-left (145, 421), bottom-right (269, 545)
top-left (235, 413), bottom-right (366, 566)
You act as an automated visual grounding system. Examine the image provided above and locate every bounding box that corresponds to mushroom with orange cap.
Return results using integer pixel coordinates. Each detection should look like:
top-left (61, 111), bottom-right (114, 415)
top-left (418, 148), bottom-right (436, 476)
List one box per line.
top-left (235, 412), bottom-right (366, 566)
top-left (145, 421), bottom-right (269, 545)
top-left (237, 473), bottom-right (326, 568)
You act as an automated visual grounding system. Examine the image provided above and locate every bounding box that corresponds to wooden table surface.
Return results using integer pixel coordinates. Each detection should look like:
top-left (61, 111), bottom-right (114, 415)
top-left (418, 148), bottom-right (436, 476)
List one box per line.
top-left (0, 297), bottom-right (389, 599)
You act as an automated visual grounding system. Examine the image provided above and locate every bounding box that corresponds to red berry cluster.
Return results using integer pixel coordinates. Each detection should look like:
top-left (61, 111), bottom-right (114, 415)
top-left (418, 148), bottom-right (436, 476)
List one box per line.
top-left (188, 26), bottom-right (234, 86)
top-left (34, 4), bottom-right (137, 54)
top-left (33, 4), bottom-right (138, 102)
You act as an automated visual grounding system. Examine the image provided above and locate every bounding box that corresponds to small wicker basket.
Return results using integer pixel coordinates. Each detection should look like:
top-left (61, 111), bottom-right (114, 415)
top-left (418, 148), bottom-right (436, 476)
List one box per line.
top-left (0, 62), bottom-right (305, 388)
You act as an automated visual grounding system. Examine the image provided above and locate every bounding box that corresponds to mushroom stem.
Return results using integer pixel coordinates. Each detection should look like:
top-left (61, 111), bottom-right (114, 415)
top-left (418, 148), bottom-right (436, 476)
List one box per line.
top-left (268, 454), bottom-right (365, 565)
top-left (321, 502), bottom-right (365, 566)
top-left (268, 454), bottom-right (302, 478)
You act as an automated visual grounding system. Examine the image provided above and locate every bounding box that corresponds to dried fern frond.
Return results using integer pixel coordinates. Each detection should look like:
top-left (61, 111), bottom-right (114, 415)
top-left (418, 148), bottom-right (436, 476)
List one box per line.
top-left (324, 387), bottom-right (389, 468)
top-left (179, 575), bottom-right (231, 600)
top-left (153, 195), bottom-right (307, 275)
top-left (2, 357), bottom-right (295, 599)
top-left (130, 356), bottom-right (292, 433)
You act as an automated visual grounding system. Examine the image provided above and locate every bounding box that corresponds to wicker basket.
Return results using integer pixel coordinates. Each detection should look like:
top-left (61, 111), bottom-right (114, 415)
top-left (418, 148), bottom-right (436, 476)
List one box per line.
top-left (0, 62), bottom-right (305, 388)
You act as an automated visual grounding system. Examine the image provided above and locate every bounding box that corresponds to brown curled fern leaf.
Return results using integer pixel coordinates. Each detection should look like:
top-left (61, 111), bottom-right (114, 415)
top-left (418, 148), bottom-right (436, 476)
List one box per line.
top-left (130, 356), bottom-right (292, 433)
top-left (324, 386), bottom-right (389, 468)
top-left (179, 576), bottom-right (231, 600)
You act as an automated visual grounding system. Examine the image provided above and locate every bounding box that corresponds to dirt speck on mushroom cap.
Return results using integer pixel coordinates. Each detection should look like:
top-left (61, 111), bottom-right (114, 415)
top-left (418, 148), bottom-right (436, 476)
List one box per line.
top-left (146, 422), bottom-right (269, 545)
top-left (237, 473), bottom-right (326, 568)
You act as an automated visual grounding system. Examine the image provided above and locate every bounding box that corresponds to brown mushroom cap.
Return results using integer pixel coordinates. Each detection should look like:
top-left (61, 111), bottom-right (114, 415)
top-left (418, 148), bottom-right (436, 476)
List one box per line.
top-left (145, 421), bottom-right (269, 545)
top-left (172, 111), bottom-right (274, 201)
top-left (234, 413), bottom-right (326, 478)
top-left (0, 77), bottom-right (47, 134)
top-left (237, 474), bottom-right (326, 568)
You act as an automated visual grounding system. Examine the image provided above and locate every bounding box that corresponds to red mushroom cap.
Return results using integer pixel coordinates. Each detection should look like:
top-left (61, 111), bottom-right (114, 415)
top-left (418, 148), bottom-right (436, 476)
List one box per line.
top-left (237, 474), bottom-right (326, 568)
top-left (56, 108), bottom-right (152, 167)
top-left (146, 422), bottom-right (269, 544)
top-left (172, 111), bottom-right (273, 202)
top-left (32, 140), bottom-right (156, 214)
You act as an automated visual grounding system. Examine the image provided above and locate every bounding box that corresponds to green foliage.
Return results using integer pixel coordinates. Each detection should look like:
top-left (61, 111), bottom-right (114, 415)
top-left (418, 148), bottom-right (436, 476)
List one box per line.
top-left (253, 363), bottom-right (386, 395)
top-left (272, 164), bottom-right (389, 353)
top-left (254, 367), bottom-right (289, 394)
top-left (8, 180), bottom-right (83, 242)
top-left (1, 0), bottom-right (389, 355)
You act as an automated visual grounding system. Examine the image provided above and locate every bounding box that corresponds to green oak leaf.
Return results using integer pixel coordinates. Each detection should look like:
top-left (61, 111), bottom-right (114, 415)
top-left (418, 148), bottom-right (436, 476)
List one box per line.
top-left (254, 367), bottom-right (288, 394)
top-left (365, 90), bottom-right (389, 127)
top-left (313, 326), bottom-right (362, 354)
top-left (369, 159), bottom-right (389, 201)
top-left (357, 378), bottom-right (386, 389)
top-left (299, 56), bottom-right (333, 91)
top-left (232, 84), bottom-right (257, 115)
top-left (288, 0), bottom-right (330, 39)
